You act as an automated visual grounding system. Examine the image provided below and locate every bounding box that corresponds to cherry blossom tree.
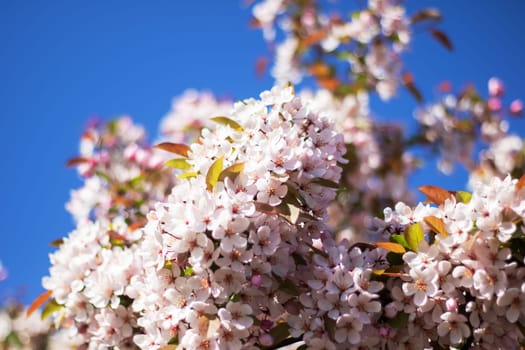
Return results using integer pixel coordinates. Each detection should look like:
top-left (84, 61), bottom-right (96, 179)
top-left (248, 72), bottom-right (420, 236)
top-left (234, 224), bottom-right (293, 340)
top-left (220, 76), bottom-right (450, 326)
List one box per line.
top-left (12, 1), bottom-right (525, 349)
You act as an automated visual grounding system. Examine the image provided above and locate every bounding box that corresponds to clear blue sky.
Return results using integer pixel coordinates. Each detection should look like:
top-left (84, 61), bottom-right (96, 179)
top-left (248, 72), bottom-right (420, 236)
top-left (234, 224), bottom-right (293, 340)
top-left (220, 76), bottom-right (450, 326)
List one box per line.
top-left (1, 1), bottom-right (524, 304)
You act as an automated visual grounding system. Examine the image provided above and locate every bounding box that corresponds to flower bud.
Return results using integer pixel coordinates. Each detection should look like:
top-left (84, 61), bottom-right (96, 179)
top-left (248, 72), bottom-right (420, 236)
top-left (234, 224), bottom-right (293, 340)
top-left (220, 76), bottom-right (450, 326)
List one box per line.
top-left (488, 77), bottom-right (505, 97)
top-left (488, 97), bottom-right (502, 112)
top-left (259, 333), bottom-right (273, 347)
top-left (446, 298), bottom-right (457, 312)
top-left (510, 99), bottom-right (523, 116)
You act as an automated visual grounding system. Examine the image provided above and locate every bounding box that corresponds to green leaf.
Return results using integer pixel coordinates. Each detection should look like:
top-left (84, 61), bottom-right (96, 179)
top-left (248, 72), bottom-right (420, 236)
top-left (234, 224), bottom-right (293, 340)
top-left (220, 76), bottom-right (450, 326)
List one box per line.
top-left (324, 316), bottom-right (336, 341)
top-left (390, 234), bottom-right (409, 250)
top-left (388, 312), bottom-right (409, 329)
top-left (455, 191), bottom-right (472, 203)
top-left (41, 298), bottom-right (64, 320)
top-left (292, 252), bottom-right (307, 266)
top-left (254, 201), bottom-right (278, 215)
top-left (155, 142), bottom-right (191, 157)
top-left (229, 294), bottom-right (241, 302)
top-left (287, 204), bottom-right (301, 224)
top-left (285, 183), bottom-right (307, 207)
top-left (305, 242), bottom-right (329, 258)
top-left (5, 332), bottom-right (23, 347)
top-left (279, 278), bottom-right (300, 297)
top-left (177, 171), bottom-right (199, 180)
top-left (159, 346), bottom-right (178, 350)
top-left (210, 116), bottom-right (244, 131)
top-left (218, 162), bottom-right (245, 182)
top-left (386, 252), bottom-right (404, 265)
top-left (168, 335), bottom-right (179, 345)
top-left (276, 202), bottom-right (302, 224)
top-left (404, 222), bottom-right (424, 252)
top-left (165, 158), bottom-right (192, 170)
top-left (183, 266), bottom-right (194, 276)
top-left (206, 156), bottom-right (224, 191)
top-left (269, 323), bottom-right (290, 346)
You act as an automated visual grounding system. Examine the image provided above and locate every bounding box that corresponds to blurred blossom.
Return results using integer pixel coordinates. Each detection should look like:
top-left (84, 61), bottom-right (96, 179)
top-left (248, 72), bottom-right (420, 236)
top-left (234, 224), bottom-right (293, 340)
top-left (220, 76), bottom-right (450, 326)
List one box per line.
top-left (0, 260), bottom-right (7, 282)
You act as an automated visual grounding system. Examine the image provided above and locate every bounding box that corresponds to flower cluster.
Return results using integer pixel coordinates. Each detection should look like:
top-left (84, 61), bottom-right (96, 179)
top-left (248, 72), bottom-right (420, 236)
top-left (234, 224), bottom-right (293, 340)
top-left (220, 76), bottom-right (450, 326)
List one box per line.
top-left (33, 1), bottom-right (525, 349)
top-left (368, 175), bottom-right (525, 349)
top-left (128, 85), bottom-right (347, 349)
top-left (299, 89), bottom-right (415, 240)
top-left (415, 78), bottom-right (523, 175)
top-left (42, 218), bottom-right (142, 348)
top-left (251, 0), bottom-right (434, 100)
top-left (66, 117), bottom-right (174, 225)
top-left (159, 89), bottom-right (232, 143)
top-left (0, 301), bottom-right (78, 349)
top-left (42, 117), bottom-right (176, 349)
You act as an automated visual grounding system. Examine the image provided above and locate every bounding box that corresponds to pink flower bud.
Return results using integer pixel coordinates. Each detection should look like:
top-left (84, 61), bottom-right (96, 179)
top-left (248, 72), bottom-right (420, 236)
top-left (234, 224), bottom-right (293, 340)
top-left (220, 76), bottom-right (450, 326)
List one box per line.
top-left (124, 144), bottom-right (139, 161)
top-left (378, 325), bottom-right (391, 337)
top-left (446, 298), bottom-right (458, 312)
top-left (261, 319), bottom-right (273, 331)
top-left (97, 150), bottom-right (110, 164)
top-left (259, 333), bottom-right (273, 347)
top-left (135, 148), bottom-right (148, 165)
top-left (251, 274), bottom-right (262, 287)
top-left (384, 302), bottom-right (398, 318)
top-left (147, 153), bottom-right (164, 169)
top-left (488, 77), bottom-right (505, 97)
top-left (488, 97), bottom-right (502, 112)
top-left (510, 99), bottom-right (523, 116)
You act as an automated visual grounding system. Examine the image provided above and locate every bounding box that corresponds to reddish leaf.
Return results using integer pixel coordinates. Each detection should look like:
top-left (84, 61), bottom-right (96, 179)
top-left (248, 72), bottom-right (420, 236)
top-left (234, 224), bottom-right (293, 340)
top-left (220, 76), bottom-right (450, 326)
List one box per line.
top-left (249, 17), bottom-right (261, 28)
top-left (309, 62), bottom-right (331, 78)
top-left (108, 230), bottom-right (126, 242)
top-left (303, 31), bottom-right (327, 46)
top-left (374, 242), bottom-right (406, 254)
top-left (438, 80), bottom-right (452, 93)
top-left (255, 56), bottom-right (268, 77)
top-left (403, 72), bottom-right (423, 103)
top-left (402, 72), bottom-right (414, 85)
top-left (65, 156), bottom-right (89, 167)
top-left (431, 29), bottom-right (453, 51)
top-left (419, 185), bottom-right (454, 205)
top-left (424, 216), bottom-right (448, 237)
top-left (27, 290), bottom-right (52, 317)
top-left (516, 174), bottom-right (525, 191)
top-left (319, 77), bottom-right (340, 91)
top-left (411, 8), bottom-right (442, 24)
top-left (49, 238), bottom-right (64, 247)
top-left (154, 143), bottom-right (191, 157)
top-left (129, 220), bottom-right (147, 232)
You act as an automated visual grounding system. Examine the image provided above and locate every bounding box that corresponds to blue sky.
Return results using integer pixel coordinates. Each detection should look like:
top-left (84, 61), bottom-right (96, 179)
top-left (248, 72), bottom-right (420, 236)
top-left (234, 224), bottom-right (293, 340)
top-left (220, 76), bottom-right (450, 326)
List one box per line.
top-left (1, 1), bottom-right (524, 304)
